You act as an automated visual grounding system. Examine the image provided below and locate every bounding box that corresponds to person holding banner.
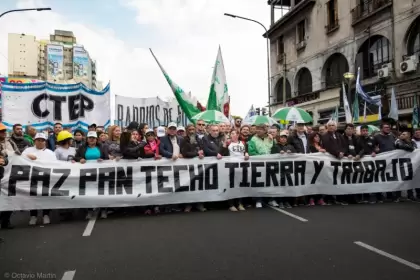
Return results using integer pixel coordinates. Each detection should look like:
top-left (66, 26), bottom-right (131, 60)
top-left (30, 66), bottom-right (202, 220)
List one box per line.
top-left (180, 124), bottom-right (206, 212)
top-left (159, 122), bottom-right (183, 161)
top-left (107, 125), bottom-right (122, 160)
top-left (9, 124), bottom-right (32, 153)
top-left (321, 120), bottom-right (348, 205)
top-left (54, 131), bottom-right (76, 162)
top-left (195, 119), bottom-right (207, 139)
top-left (0, 124), bottom-right (20, 155)
top-left (47, 123), bottom-right (63, 151)
top-left (247, 124), bottom-right (276, 208)
top-left (72, 130), bottom-right (85, 150)
top-left (21, 132), bottom-right (56, 225)
top-left (202, 124), bottom-right (229, 159)
top-left (0, 135), bottom-right (12, 230)
top-left (120, 131), bottom-right (145, 160)
top-left (143, 129), bottom-right (162, 160)
top-left (227, 130), bottom-right (248, 212)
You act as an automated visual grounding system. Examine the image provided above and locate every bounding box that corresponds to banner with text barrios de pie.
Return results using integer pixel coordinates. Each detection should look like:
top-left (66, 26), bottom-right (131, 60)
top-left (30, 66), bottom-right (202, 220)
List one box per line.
top-left (1, 82), bottom-right (111, 131)
top-left (0, 150), bottom-right (419, 211)
top-left (115, 95), bottom-right (189, 128)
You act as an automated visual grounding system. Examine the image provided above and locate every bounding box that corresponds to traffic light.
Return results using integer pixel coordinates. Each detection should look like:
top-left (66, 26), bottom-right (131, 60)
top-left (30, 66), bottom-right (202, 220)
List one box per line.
top-left (255, 107), bottom-right (261, 115)
top-left (262, 107), bottom-right (267, 115)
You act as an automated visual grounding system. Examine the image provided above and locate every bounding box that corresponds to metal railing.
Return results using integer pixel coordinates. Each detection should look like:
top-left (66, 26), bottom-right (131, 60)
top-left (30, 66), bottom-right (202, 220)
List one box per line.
top-left (351, 0), bottom-right (392, 24)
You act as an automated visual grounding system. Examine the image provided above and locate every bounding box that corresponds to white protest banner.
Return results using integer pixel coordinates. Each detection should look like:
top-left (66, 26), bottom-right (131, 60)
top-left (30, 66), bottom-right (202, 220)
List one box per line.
top-left (115, 95), bottom-right (189, 128)
top-left (2, 82), bottom-right (111, 131)
top-left (1, 150), bottom-right (419, 211)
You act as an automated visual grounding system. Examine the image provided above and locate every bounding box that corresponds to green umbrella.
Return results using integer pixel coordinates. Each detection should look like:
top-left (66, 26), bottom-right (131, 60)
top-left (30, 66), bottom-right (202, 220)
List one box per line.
top-left (191, 110), bottom-right (230, 124)
top-left (356, 125), bottom-right (379, 134)
top-left (243, 115), bottom-right (278, 126)
top-left (272, 107), bottom-right (313, 123)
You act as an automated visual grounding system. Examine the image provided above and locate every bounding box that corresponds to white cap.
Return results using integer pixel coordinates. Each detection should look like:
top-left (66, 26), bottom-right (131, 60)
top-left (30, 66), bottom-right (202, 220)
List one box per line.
top-left (168, 122), bottom-right (177, 129)
top-left (87, 131), bottom-right (97, 138)
top-left (34, 132), bottom-right (47, 140)
top-left (145, 129), bottom-right (154, 135)
top-left (156, 126), bottom-right (166, 137)
top-left (177, 126), bottom-right (185, 131)
top-left (280, 131), bottom-right (288, 137)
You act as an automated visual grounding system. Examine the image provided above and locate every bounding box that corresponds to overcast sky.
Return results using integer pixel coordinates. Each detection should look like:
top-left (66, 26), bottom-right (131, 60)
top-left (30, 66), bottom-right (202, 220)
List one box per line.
top-left (0, 0), bottom-right (279, 117)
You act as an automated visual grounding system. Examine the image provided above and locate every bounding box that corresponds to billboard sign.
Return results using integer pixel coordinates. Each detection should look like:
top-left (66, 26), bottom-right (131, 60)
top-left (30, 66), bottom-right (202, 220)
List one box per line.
top-left (47, 44), bottom-right (64, 81)
top-left (73, 46), bottom-right (89, 78)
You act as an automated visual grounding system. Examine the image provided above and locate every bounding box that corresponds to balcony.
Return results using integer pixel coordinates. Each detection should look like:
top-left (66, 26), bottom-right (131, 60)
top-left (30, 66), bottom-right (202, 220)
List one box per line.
top-left (351, 0), bottom-right (392, 25)
top-left (285, 91), bottom-right (320, 107)
top-left (396, 94), bottom-right (418, 111)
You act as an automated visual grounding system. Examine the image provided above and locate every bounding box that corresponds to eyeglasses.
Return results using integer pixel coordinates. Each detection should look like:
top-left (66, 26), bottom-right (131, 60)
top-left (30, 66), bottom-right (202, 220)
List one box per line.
top-left (197, 124), bottom-right (205, 126)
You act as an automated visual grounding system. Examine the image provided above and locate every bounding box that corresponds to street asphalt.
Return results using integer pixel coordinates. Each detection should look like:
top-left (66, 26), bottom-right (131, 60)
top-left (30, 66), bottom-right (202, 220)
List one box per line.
top-left (1, 201), bottom-right (420, 280)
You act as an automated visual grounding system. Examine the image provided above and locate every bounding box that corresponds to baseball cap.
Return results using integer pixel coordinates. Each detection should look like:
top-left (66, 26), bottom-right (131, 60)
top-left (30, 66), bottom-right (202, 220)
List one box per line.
top-left (177, 126), bottom-right (185, 131)
top-left (168, 122), bottom-right (177, 129)
top-left (87, 131), bottom-right (98, 138)
top-left (156, 126), bottom-right (166, 137)
top-left (145, 129), bottom-right (155, 135)
top-left (280, 131), bottom-right (288, 137)
top-left (34, 132), bottom-right (47, 140)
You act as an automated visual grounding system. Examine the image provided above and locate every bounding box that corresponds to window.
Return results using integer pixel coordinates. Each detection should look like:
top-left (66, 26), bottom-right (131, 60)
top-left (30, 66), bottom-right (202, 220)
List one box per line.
top-left (327, 0), bottom-right (338, 29)
top-left (277, 36), bottom-right (284, 55)
top-left (356, 35), bottom-right (392, 79)
top-left (297, 21), bottom-right (306, 43)
top-left (407, 17), bottom-right (420, 56)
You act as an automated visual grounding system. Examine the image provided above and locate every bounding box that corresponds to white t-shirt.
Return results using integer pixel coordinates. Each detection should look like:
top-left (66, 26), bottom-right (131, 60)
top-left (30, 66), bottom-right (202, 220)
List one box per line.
top-left (22, 147), bottom-right (57, 161)
top-left (228, 141), bottom-right (245, 157)
top-left (55, 146), bottom-right (76, 161)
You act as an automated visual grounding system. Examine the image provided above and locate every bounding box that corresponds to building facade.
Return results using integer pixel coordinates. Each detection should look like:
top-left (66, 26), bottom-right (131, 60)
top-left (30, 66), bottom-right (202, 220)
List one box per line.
top-left (8, 30), bottom-right (100, 90)
top-left (266, 0), bottom-right (420, 125)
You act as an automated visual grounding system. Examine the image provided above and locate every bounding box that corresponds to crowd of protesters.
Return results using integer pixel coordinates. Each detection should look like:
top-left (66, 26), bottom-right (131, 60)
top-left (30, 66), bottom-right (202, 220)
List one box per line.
top-left (0, 117), bottom-right (419, 236)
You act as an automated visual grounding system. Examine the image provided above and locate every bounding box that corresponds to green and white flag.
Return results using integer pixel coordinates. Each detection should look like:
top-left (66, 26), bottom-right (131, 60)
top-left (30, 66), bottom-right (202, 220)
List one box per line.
top-left (206, 46), bottom-right (230, 117)
top-left (413, 94), bottom-right (419, 128)
top-left (353, 92), bottom-right (359, 123)
top-left (150, 49), bottom-right (201, 123)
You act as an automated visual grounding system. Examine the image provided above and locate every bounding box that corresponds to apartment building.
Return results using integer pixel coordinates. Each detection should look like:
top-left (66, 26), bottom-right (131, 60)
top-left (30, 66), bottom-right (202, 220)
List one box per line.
top-left (8, 33), bottom-right (40, 78)
top-left (266, 0), bottom-right (420, 124)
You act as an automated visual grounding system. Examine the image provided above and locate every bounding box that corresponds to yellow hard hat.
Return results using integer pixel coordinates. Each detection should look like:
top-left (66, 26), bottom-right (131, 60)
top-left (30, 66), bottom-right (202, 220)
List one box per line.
top-left (57, 130), bottom-right (73, 142)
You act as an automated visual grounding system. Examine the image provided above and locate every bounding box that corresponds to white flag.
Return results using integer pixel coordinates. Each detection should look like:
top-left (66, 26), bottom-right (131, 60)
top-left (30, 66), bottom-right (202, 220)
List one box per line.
top-left (363, 102), bottom-right (367, 122)
top-left (342, 82), bottom-right (352, 123)
top-left (388, 87), bottom-right (399, 121)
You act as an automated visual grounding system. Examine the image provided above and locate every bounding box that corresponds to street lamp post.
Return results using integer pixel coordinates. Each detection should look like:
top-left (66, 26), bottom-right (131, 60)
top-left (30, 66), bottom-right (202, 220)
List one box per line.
top-left (224, 13), bottom-right (272, 116)
top-left (0, 8), bottom-right (51, 19)
top-left (343, 72), bottom-right (355, 113)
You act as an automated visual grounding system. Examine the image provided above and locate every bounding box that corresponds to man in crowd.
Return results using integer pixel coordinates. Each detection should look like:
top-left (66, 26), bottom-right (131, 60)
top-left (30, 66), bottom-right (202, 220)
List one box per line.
top-left (250, 125), bottom-right (257, 136)
top-left (318, 125), bottom-right (326, 135)
top-left (9, 124), bottom-right (32, 154)
top-left (234, 117), bottom-right (242, 132)
top-left (88, 123), bottom-right (97, 132)
top-left (413, 128), bottom-right (420, 148)
top-left (218, 123), bottom-right (227, 137)
top-left (24, 125), bottom-right (37, 146)
top-left (159, 122), bottom-right (183, 160)
top-left (195, 119), bottom-right (207, 139)
top-left (373, 123), bottom-right (400, 202)
top-left (322, 120), bottom-right (348, 205)
top-left (202, 124), bottom-right (229, 158)
top-left (0, 123), bottom-right (19, 155)
top-left (47, 122), bottom-right (63, 151)
top-left (306, 126), bottom-right (313, 135)
top-left (247, 124), bottom-right (276, 208)
top-left (177, 126), bottom-right (186, 137)
top-left (288, 122), bottom-right (309, 154)
top-left (180, 124), bottom-right (206, 212)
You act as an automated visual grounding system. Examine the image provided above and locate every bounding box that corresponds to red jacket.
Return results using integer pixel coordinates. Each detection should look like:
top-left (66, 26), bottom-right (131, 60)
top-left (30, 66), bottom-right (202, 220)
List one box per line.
top-left (143, 139), bottom-right (160, 158)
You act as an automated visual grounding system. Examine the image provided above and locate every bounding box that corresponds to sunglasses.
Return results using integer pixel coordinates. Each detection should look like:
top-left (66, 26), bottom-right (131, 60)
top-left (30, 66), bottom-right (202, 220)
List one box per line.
top-left (197, 124), bottom-right (205, 126)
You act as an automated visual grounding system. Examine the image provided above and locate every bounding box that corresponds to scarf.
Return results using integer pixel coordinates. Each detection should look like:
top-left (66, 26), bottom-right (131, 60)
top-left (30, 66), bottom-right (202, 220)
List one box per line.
top-left (149, 140), bottom-right (157, 152)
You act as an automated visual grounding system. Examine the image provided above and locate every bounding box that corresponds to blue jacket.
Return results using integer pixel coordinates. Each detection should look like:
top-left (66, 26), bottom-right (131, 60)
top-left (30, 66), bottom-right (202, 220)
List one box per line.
top-left (47, 134), bottom-right (56, 151)
top-left (159, 135), bottom-right (183, 159)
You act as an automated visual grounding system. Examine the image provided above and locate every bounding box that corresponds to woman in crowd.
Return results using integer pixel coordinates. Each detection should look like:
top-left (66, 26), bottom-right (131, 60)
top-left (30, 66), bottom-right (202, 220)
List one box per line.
top-left (72, 130), bottom-right (85, 150)
top-left (307, 132), bottom-right (327, 206)
top-left (22, 133), bottom-right (57, 225)
top-left (143, 129), bottom-right (162, 160)
top-left (107, 125), bottom-right (122, 159)
top-left (55, 131), bottom-right (76, 162)
top-left (138, 123), bottom-right (149, 142)
top-left (120, 130), bottom-right (145, 159)
top-left (227, 130), bottom-right (248, 211)
top-left (98, 131), bottom-right (107, 144)
top-left (75, 131), bottom-right (109, 219)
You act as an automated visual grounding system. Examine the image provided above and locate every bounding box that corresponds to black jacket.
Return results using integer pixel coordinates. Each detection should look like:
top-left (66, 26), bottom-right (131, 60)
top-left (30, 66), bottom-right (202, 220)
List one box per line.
top-left (395, 139), bottom-right (417, 152)
top-left (272, 143), bottom-right (296, 154)
top-left (180, 135), bottom-right (202, 158)
top-left (358, 136), bottom-right (375, 156)
top-left (342, 134), bottom-right (360, 157)
top-left (202, 134), bottom-right (229, 156)
top-left (288, 132), bottom-right (309, 154)
top-left (75, 143), bottom-right (109, 161)
top-left (159, 135), bottom-right (183, 159)
top-left (9, 135), bottom-right (31, 154)
top-left (121, 141), bottom-right (145, 159)
top-left (321, 132), bottom-right (346, 158)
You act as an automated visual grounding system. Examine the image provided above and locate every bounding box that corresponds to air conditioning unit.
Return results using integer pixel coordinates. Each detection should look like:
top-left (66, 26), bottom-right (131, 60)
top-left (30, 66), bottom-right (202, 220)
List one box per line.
top-left (400, 55), bottom-right (418, 74)
top-left (378, 63), bottom-right (392, 79)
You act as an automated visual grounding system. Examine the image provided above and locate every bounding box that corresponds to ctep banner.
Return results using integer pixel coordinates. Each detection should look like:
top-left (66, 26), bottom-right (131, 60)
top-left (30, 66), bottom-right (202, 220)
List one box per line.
top-left (115, 95), bottom-right (189, 128)
top-left (73, 46), bottom-right (89, 79)
top-left (47, 44), bottom-right (64, 81)
top-left (0, 150), bottom-right (419, 211)
top-left (1, 82), bottom-right (111, 131)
